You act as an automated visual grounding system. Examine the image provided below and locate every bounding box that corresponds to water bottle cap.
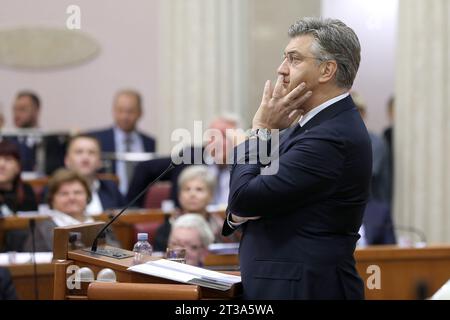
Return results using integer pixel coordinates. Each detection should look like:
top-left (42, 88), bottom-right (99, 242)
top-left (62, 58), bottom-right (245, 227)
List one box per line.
top-left (137, 233), bottom-right (148, 241)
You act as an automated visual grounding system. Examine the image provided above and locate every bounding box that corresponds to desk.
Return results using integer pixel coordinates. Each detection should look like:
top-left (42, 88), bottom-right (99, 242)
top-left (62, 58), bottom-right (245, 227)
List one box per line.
top-left (52, 223), bottom-right (241, 300)
top-left (356, 245), bottom-right (450, 299)
top-left (6, 263), bottom-right (54, 300)
top-left (201, 245), bottom-right (450, 299)
top-left (0, 215), bottom-right (50, 251)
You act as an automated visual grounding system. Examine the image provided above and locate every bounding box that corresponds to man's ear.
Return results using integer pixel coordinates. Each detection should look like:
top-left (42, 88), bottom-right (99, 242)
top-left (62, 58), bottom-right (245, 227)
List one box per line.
top-left (318, 60), bottom-right (338, 84)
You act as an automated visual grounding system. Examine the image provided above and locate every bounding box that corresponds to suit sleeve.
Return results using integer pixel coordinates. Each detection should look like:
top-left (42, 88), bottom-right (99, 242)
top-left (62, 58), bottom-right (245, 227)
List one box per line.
top-left (228, 133), bottom-right (346, 217)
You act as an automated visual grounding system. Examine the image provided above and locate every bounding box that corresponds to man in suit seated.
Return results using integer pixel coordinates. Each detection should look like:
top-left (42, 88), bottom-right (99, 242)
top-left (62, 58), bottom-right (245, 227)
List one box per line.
top-left (126, 114), bottom-right (240, 208)
top-left (63, 134), bottom-right (125, 215)
top-left (8, 91), bottom-right (41, 171)
top-left (88, 89), bottom-right (156, 195)
top-left (358, 200), bottom-right (396, 246)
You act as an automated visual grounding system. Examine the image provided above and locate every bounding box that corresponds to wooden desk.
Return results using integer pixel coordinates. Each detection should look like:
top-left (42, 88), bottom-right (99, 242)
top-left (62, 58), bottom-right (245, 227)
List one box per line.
top-left (7, 262), bottom-right (54, 300)
top-left (52, 223), bottom-right (241, 300)
top-left (0, 215), bottom-right (50, 251)
top-left (356, 245), bottom-right (450, 299)
top-left (202, 245), bottom-right (450, 299)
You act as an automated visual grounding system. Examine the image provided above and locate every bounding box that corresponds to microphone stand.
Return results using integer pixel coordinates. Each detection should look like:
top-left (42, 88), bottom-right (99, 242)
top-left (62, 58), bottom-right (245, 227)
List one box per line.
top-left (91, 163), bottom-right (176, 252)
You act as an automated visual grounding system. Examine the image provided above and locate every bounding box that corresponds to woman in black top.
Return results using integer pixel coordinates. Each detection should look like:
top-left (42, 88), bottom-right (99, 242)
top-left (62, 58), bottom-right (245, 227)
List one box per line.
top-left (0, 140), bottom-right (37, 251)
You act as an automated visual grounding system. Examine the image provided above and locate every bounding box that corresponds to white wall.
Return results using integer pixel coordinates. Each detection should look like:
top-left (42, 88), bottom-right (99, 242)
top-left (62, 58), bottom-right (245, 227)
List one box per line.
top-left (322, 0), bottom-right (398, 134)
top-left (0, 0), bottom-right (160, 140)
top-left (0, 0), bottom-right (397, 146)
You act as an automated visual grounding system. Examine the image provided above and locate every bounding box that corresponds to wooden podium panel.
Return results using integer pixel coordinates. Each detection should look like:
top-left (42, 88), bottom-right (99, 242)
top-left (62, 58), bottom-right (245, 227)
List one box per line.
top-left (356, 245), bottom-right (450, 299)
top-left (0, 215), bottom-right (50, 250)
top-left (201, 245), bottom-right (450, 299)
top-left (7, 262), bottom-right (54, 300)
top-left (52, 223), bottom-right (242, 300)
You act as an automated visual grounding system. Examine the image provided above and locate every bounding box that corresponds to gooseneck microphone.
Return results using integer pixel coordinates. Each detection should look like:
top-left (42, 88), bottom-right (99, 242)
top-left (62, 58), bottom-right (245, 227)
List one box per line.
top-left (91, 162), bottom-right (177, 252)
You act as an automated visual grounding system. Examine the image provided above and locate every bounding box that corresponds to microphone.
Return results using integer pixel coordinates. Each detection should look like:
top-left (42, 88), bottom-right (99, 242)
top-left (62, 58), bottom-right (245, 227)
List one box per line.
top-left (91, 155), bottom-right (182, 252)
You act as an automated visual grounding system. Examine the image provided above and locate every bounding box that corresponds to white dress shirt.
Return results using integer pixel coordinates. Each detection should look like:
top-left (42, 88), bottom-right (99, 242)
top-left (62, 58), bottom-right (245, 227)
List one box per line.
top-left (85, 179), bottom-right (104, 216)
top-left (113, 127), bottom-right (145, 194)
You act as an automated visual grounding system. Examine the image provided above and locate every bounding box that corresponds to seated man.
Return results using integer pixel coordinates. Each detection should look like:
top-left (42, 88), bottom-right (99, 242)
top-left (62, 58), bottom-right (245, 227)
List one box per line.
top-left (63, 134), bottom-right (125, 215)
top-left (87, 89), bottom-right (156, 195)
top-left (9, 91), bottom-right (41, 171)
top-left (127, 114), bottom-right (240, 207)
top-left (358, 199), bottom-right (396, 246)
top-left (167, 214), bottom-right (214, 267)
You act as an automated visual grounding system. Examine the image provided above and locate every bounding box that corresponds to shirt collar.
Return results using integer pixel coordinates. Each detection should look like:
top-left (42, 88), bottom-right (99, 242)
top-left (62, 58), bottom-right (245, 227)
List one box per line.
top-left (91, 179), bottom-right (100, 192)
top-left (113, 126), bottom-right (139, 140)
top-left (299, 92), bottom-right (349, 127)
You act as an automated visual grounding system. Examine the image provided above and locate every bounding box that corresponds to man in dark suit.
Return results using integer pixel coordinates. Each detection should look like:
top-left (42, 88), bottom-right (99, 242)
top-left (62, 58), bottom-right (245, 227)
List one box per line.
top-left (88, 89), bottom-right (156, 194)
top-left (359, 200), bottom-right (396, 246)
top-left (8, 91), bottom-right (41, 171)
top-left (63, 134), bottom-right (125, 214)
top-left (126, 115), bottom-right (240, 208)
top-left (223, 18), bottom-right (371, 299)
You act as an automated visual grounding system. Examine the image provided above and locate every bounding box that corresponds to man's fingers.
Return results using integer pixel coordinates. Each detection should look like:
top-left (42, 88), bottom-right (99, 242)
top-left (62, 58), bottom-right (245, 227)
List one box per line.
top-left (285, 82), bottom-right (307, 103)
top-left (286, 90), bottom-right (313, 112)
top-left (272, 75), bottom-right (285, 98)
top-left (261, 80), bottom-right (272, 105)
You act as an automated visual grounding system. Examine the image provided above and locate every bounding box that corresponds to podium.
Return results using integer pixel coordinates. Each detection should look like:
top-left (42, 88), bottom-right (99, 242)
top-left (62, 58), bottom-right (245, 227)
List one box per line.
top-left (52, 222), bottom-right (242, 300)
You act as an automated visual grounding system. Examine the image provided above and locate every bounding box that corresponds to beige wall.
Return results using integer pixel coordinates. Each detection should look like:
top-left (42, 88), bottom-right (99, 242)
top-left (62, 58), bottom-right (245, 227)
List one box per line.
top-left (245, 0), bottom-right (320, 127)
top-left (0, 0), bottom-right (160, 140)
top-left (1, 1), bottom-right (396, 152)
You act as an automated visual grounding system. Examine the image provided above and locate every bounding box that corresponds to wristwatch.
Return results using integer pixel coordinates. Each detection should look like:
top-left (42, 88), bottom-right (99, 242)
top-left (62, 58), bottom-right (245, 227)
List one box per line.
top-left (246, 128), bottom-right (271, 141)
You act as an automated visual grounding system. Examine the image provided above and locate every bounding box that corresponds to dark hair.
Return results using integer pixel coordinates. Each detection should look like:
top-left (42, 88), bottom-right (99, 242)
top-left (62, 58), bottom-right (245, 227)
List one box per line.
top-left (0, 139), bottom-right (25, 206)
top-left (0, 140), bottom-right (21, 165)
top-left (16, 91), bottom-right (40, 110)
top-left (47, 169), bottom-right (92, 208)
top-left (288, 17), bottom-right (361, 89)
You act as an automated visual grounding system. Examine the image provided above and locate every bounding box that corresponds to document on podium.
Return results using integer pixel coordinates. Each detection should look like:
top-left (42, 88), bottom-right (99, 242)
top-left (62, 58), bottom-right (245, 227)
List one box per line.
top-left (127, 259), bottom-right (241, 291)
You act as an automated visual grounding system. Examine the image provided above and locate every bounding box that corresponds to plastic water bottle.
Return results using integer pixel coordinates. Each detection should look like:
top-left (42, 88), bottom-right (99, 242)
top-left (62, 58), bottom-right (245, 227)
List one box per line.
top-left (133, 233), bottom-right (153, 264)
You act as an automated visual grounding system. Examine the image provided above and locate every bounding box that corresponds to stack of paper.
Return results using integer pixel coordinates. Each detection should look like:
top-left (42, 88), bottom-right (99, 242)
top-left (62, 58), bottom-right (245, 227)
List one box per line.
top-left (127, 259), bottom-right (241, 291)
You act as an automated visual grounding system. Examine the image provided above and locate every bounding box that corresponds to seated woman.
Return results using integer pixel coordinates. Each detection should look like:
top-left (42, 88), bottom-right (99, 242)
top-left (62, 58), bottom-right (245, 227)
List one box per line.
top-left (154, 165), bottom-right (226, 251)
top-left (0, 140), bottom-right (38, 251)
top-left (24, 169), bottom-right (116, 251)
top-left (167, 214), bottom-right (214, 267)
top-left (0, 140), bottom-right (37, 215)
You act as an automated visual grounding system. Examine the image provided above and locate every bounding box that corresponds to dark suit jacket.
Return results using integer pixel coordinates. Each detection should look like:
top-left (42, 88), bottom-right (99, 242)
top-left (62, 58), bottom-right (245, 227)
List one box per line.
top-left (98, 179), bottom-right (126, 209)
top-left (126, 146), bottom-right (205, 207)
top-left (223, 95), bottom-right (372, 299)
top-left (0, 267), bottom-right (17, 300)
top-left (126, 157), bottom-right (187, 207)
top-left (87, 127), bottom-right (156, 173)
top-left (363, 200), bottom-right (396, 245)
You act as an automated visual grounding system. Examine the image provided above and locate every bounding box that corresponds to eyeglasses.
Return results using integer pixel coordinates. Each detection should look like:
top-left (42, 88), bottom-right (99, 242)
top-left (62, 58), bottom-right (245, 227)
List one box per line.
top-left (282, 52), bottom-right (322, 67)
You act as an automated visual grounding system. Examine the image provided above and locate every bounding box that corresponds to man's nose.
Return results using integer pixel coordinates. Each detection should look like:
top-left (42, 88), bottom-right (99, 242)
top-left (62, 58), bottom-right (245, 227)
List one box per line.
top-left (277, 59), bottom-right (289, 76)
